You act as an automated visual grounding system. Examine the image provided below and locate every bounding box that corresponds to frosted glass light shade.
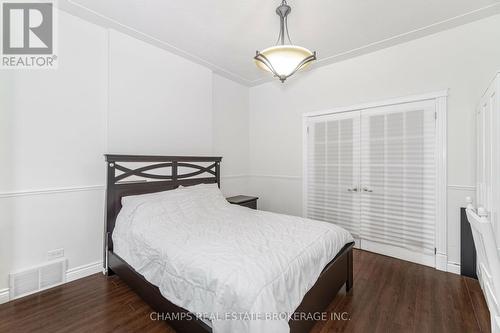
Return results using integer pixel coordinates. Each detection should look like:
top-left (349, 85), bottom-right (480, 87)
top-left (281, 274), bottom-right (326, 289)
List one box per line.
top-left (255, 45), bottom-right (315, 79)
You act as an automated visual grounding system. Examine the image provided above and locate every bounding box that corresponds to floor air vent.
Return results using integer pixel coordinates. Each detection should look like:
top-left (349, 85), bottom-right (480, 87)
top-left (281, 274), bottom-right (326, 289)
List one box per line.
top-left (9, 259), bottom-right (66, 300)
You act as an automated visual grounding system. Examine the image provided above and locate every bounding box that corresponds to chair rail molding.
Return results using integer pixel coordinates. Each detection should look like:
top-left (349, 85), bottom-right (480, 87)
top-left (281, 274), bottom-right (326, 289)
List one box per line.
top-left (249, 174), bottom-right (302, 180)
top-left (0, 185), bottom-right (105, 198)
top-left (448, 184), bottom-right (476, 191)
top-left (220, 174), bottom-right (248, 180)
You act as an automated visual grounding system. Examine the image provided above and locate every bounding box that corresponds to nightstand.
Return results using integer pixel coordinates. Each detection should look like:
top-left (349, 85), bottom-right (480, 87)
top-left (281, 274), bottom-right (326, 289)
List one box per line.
top-left (226, 195), bottom-right (258, 210)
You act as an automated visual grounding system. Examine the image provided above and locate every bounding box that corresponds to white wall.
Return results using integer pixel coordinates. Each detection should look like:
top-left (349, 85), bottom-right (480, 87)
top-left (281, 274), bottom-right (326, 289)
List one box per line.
top-left (0, 11), bottom-right (107, 291)
top-left (108, 30), bottom-right (213, 155)
top-left (212, 74), bottom-right (249, 196)
top-left (0, 11), bottom-right (246, 295)
top-left (248, 14), bottom-right (500, 267)
top-left (2, 7), bottom-right (498, 297)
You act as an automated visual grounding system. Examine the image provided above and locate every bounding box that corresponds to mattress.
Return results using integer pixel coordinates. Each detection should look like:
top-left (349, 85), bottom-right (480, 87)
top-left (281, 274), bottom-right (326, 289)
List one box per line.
top-left (113, 184), bottom-right (353, 333)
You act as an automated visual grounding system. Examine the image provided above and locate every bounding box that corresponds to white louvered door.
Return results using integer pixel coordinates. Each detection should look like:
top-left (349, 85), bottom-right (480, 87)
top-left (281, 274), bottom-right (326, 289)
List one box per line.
top-left (359, 100), bottom-right (437, 266)
top-left (305, 99), bottom-right (437, 267)
top-left (306, 111), bottom-right (361, 240)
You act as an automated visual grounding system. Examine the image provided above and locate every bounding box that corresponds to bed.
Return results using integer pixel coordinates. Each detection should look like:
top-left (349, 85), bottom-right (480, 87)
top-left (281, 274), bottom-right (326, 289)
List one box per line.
top-left (105, 154), bottom-right (354, 333)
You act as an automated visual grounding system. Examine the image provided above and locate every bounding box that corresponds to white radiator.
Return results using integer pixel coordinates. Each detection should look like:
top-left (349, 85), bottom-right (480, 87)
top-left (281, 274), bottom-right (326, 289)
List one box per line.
top-left (466, 205), bottom-right (500, 333)
top-left (9, 258), bottom-right (66, 300)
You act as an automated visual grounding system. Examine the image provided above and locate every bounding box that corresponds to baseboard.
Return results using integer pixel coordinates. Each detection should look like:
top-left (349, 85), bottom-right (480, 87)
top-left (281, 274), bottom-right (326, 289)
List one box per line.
top-left (0, 288), bottom-right (9, 304)
top-left (0, 258), bottom-right (463, 307)
top-left (435, 253), bottom-right (448, 271)
top-left (66, 261), bottom-right (103, 283)
top-left (447, 262), bottom-right (461, 275)
top-left (0, 260), bottom-right (103, 304)
top-left (436, 255), bottom-right (461, 275)
top-left (361, 239), bottom-right (435, 268)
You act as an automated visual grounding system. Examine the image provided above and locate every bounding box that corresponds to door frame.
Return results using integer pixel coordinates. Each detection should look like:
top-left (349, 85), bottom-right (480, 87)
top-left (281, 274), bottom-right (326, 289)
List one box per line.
top-left (302, 90), bottom-right (448, 271)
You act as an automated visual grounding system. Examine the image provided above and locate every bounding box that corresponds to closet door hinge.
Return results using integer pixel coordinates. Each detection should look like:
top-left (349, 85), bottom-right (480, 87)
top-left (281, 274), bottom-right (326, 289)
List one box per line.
top-left (434, 248), bottom-right (437, 255)
top-left (434, 112), bottom-right (437, 120)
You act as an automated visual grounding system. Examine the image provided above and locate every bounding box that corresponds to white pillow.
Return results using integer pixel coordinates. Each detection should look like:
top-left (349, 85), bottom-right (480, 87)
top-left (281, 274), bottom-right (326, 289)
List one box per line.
top-left (180, 183), bottom-right (228, 208)
top-left (119, 187), bottom-right (186, 222)
top-left (179, 183), bottom-right (218, 191)
top-left (121, 187), bottom-right (178, 207)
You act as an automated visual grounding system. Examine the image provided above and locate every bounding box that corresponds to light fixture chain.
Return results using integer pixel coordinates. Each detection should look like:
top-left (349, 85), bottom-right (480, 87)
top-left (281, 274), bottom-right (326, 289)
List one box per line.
top-left (275, 0), bottom-right (292, 45)
top-left (284, 16), bottom-right (293, 45)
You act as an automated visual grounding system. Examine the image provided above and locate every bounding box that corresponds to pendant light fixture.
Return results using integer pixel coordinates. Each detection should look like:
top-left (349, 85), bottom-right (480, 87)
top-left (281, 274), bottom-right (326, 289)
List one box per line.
top-left (254, 0), bottom-right (316, 83)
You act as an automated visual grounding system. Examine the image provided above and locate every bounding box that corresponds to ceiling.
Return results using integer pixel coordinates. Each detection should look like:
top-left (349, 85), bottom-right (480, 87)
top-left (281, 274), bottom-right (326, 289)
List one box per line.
top-left (60, 0), bottom-right (500, 86)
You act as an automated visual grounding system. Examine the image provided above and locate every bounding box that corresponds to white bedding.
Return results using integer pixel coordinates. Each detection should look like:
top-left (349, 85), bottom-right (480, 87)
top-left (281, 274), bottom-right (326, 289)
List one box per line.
top-left (113, 184), bottom-right (353, 333)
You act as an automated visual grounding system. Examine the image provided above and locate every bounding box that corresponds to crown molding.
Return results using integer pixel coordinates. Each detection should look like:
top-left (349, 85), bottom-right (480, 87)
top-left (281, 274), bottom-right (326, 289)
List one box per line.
top-left (249, 3), bottom-right (500, 87)
top-left (57, 0), bottom-right (252, 86)
top-left (57, 1), bottom-right (500, 87)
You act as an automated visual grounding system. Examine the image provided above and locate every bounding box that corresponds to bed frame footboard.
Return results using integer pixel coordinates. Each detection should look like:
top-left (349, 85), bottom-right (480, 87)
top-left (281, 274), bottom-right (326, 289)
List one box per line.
top-left (289, 242), bottom-right (354, 333)
top-left (107, 243), bottom-right (354, 333)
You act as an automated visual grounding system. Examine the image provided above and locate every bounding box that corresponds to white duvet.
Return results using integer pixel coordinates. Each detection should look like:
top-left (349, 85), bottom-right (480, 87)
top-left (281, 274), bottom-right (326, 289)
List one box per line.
top-left (113, 184), bottom-right (353, 333)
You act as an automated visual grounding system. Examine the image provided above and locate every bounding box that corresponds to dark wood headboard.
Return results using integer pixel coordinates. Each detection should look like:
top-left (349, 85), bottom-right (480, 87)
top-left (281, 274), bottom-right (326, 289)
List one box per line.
top-left (104, 154), bottom-right (222, 252)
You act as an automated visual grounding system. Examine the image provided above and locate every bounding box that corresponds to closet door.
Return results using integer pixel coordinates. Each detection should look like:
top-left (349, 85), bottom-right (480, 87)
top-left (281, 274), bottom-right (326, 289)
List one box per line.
top-left (305, 112), bottom-right (361, 239)
top-left (359, 100), bottom-right (437, 266)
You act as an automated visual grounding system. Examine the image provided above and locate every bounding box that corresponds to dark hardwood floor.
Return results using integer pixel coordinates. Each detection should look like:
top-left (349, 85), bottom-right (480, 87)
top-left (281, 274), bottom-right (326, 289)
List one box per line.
top-left (0, 250), bottom-right (490, 333)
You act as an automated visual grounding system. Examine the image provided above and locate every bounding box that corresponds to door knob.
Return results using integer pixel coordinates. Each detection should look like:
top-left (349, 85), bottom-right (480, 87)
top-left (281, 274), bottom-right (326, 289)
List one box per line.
top-left (362, 187), bottom-right (373, 192)
top-left (348, 187), bottom-right (358, 192)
